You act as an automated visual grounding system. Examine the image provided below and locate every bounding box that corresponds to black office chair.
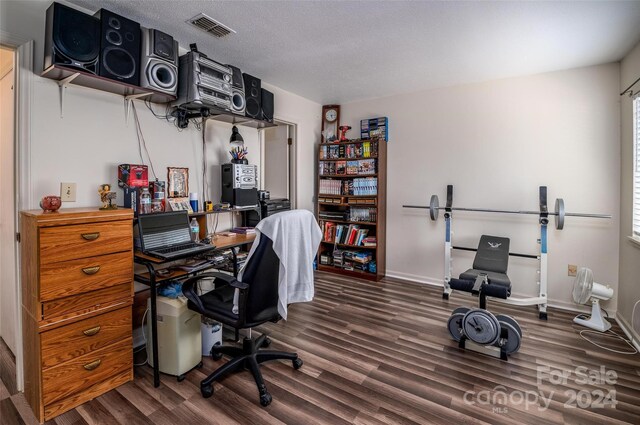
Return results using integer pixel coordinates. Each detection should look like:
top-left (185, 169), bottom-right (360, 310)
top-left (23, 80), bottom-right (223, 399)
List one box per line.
top-left (182, 235), bottom-right (303, 407)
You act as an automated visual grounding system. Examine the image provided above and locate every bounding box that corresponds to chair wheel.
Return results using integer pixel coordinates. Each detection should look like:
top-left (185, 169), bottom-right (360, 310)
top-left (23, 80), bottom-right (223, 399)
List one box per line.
top-left (443, 293), bottom-right (449, 300)
top-left (539, 312), bottom-right (548, 320)
top-left (201, 384), bottom-right (214, 398)
top-left (177, 374), bottom-right (185, 382)
top-left (261, 337), bottom-right (271, 347)
top-left (259, 392), bottom-right (272, 407)
top-left (292, 358), bottom-right (303, 370)
top-left (211, 347), bottom-right (223, 360)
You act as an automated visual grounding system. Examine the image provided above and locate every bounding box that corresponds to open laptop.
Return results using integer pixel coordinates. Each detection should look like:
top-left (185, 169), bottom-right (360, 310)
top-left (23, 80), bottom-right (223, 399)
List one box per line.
top-left (137, 211), bottom-right (216, 260)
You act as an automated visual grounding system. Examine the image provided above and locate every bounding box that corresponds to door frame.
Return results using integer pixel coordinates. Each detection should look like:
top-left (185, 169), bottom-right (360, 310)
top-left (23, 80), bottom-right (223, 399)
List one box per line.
top-left (1, 30), bottom-right (34, 392)
top-left (260, 119), bottom-right (298, 209)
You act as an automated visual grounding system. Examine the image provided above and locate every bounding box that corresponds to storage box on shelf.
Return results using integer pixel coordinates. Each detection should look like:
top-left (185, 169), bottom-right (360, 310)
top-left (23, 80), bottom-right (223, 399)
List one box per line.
top-left (20, 208), bottom-right (134, 423)
top-left (316, 138), bottom-right (386, 281)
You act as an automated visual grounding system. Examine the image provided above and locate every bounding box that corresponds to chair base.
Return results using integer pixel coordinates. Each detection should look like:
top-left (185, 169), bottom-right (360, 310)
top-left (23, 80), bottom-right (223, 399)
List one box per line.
top-left (201, 333), bottom-right (303, 406)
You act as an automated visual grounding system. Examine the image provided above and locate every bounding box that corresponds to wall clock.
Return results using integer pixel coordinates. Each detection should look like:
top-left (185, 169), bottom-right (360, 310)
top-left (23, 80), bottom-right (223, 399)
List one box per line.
top-left (321, 104), bottom-right (340, 143)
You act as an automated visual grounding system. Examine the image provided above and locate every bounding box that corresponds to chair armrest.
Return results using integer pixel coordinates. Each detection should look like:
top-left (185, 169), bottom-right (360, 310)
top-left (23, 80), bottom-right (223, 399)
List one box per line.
top-left (181, 275), bottom-right (207, 313)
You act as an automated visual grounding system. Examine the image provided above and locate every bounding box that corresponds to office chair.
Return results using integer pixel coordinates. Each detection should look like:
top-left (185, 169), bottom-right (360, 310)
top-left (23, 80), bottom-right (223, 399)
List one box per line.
top-left (182, 235), bottom-right (303, 407)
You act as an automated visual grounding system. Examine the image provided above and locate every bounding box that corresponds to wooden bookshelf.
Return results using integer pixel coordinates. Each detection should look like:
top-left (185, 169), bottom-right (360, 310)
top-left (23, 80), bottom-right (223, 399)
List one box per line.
top-left (316, 138), bottom-right (386, 281)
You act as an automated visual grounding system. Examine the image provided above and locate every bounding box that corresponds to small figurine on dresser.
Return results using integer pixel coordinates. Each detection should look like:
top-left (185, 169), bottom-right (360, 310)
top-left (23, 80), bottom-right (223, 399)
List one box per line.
top-left (99, 184), bottom-right (117, 210)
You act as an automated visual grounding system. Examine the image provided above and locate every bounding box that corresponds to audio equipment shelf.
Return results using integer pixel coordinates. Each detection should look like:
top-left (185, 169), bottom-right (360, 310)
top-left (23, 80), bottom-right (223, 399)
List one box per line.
top-left (42, 64), bottom-right (176, 118)
top-left (208, 112), bottom-right (277, 129)
top-left (316, 131), bottom-right (387, 282)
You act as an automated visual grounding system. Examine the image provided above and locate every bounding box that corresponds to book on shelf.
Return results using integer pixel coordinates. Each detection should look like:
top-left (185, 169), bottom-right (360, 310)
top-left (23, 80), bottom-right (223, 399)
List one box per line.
top-left (362, 236), bottom-right (377, 247)
top-left (361, 117), bottom-right (388, 142)
top-left (323, 221), bottom-right (336, 242)
top-left (320, 140), bottom-right (379, 160)
top-left (232, 227), bottom-right (256, 234)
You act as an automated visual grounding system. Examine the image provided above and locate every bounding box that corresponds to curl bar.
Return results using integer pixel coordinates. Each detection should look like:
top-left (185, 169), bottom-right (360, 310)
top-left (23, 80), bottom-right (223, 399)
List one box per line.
top-left (403, 190), bottom-right (611, 230)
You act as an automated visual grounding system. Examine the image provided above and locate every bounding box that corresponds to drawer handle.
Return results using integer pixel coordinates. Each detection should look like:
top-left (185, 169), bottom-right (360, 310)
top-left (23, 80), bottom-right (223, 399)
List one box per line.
top-left (83, 359), bottom-right (102, 371)
top-left (82, 266), bottom-right (101, 275)
top-left (81, 232), bottom-right (100, 241)
top-left (82, 326), bottom-right (101, 336)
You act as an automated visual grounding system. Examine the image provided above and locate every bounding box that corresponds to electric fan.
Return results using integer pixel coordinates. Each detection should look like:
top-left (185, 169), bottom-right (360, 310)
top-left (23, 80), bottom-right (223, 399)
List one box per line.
top-left (572, 267), bottom-right (614, 332)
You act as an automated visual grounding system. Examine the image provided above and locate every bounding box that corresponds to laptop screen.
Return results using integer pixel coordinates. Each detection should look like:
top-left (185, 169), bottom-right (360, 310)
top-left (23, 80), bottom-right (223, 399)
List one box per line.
top-left (138, 211), bottom-right (192, 251)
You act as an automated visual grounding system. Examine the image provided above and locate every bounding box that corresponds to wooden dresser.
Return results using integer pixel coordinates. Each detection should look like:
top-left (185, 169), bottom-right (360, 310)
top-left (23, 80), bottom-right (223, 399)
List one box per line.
top-left (20, 208), bottom-right (134, 422)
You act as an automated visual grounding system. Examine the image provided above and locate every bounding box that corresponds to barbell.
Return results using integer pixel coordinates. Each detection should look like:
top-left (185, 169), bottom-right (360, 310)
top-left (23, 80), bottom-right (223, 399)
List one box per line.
top-left (403, 195), bottom-right (611, 230)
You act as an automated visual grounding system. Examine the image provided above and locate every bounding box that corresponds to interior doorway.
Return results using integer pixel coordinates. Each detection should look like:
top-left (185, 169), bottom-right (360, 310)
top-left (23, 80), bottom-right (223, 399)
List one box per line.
top-left (0, 45), bottom-right (17, 355)
top-left (262, 121), bottom-right (296, 207)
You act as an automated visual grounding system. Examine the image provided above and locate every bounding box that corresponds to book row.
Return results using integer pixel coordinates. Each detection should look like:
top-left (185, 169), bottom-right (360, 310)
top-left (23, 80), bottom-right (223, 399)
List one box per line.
top-left (319, 159), bottom-right (376, 176)
top-left (319, 140), bottom-right (378, 159)
top-left (321, 221), bottom-right (377, 247)
top-left (319, 177), bottom-right (378, 196)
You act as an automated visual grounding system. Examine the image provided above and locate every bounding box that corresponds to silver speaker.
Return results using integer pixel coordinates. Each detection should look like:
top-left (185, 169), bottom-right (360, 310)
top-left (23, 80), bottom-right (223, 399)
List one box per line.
top-left (140, 28), bottom-right (178, 95)
top-left (227, 65), bottom-right (246, 116)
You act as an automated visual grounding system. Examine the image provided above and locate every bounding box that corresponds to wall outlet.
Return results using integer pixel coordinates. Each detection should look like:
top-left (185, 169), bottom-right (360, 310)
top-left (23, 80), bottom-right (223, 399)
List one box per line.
top-left (568, 264), bottom-right (578, 277)
top-left (60, 182), bottom-right (76, 202)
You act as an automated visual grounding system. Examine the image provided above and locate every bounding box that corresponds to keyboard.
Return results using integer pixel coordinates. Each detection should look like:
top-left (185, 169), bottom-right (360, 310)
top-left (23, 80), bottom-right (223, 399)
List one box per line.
top-left (146, 242), bottom-right (216, 260)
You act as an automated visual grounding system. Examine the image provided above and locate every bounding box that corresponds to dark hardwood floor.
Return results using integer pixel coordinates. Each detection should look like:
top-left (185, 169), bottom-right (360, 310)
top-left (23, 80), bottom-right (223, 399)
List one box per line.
top-left (2, 271), bottom-right (639, 424)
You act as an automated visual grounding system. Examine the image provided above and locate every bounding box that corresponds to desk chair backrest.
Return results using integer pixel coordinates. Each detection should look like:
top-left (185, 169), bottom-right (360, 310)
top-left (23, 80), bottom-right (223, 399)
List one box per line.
top-left (473, 235), bottom-right (510, 274)
top-left (240, 235), bottom-right (281, 325)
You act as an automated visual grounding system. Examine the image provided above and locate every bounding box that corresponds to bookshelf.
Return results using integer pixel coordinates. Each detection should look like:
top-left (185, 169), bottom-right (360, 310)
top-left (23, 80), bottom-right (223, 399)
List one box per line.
top-left (316, 138), bottom-right (386, 281)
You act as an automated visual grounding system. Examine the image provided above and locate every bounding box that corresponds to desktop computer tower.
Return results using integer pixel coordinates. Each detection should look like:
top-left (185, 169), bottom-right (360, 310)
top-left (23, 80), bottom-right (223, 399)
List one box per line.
top-left (146, 297), bottom-right (201, 377)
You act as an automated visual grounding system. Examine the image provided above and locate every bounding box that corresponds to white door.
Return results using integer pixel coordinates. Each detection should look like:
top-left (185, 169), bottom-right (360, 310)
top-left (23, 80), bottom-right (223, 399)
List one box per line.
top-left (0, 46), bottom-right (17, 354)
top-left (263, 124), bottom-right (290, 200)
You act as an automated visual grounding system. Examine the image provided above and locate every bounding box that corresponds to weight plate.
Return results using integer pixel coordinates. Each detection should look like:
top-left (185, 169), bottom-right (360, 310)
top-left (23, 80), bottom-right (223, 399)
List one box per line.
top-left (555, 198), bottom-right (565, 230)
top-left (447, 312), bottom-right (466, 342)
top-left (496, 314), bottom-right (522, 354)
top-left (495, 314), bottom-right (522, 337)
top-left (462, 309), bottom-right (501, 346)
top-left (452, 307), bottom-right (471, 316)
top-left (430, 195), bottom-right (439, 221)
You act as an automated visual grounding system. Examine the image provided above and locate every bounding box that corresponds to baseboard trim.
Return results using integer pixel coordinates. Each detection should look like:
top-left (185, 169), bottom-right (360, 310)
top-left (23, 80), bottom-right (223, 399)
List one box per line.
top-left (385, 270), bottom-right (612, 316)
top-left (615, 313), bottom-right (640, 353)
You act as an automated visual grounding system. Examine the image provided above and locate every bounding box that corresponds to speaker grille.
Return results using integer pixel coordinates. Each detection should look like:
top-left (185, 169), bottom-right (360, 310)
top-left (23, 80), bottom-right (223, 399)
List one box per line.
top-left (187, 13), bottom-right (235, 38)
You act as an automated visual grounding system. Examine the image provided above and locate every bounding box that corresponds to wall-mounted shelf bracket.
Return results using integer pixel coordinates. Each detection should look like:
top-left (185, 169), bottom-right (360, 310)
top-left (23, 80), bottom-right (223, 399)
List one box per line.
top-left (58, 72), bottom-right (80, 118)
top-left (124, 92), bottom-right (153, 124)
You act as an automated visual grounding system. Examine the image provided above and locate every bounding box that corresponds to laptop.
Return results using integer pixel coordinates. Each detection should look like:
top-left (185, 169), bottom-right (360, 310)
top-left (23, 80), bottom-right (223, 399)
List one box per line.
top-left (137, 211), bottom-right (216, 260)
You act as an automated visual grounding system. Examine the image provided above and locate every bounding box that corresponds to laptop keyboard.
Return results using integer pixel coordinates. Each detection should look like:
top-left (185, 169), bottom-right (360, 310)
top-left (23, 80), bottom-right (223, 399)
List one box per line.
top-left (152, 242), bottom-right (202, 254)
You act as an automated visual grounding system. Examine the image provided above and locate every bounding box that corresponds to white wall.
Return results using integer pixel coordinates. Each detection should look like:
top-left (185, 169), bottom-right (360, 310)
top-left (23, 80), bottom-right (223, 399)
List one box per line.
top-left (0, 53), bottom-right (17, 353)
top-left (0, 0), bottom-right (320, 217)
top-left (618, 40), bottom-right (640, 336)
top-left (341, 64), bottom-right (621, 312)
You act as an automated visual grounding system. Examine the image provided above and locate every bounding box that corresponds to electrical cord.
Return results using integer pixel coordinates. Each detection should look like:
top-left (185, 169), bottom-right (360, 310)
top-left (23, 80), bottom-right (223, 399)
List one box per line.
top-left (131, 102), bottom-right (158, 180)
top-left (133, 307), bottom-right (149, 367)
top-left (579, 329), bottom-right (637, 355)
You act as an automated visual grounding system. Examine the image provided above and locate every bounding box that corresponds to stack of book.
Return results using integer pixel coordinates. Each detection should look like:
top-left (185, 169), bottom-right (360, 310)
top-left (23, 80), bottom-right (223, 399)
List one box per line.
top-left (361, 117), bottom-right (388, 141)
top-left (349, 207), bottom-right (377, 222)
top-left (362, 236), bottom-right (377, 247)
top-left (232, 227), bottom-right (256, 235)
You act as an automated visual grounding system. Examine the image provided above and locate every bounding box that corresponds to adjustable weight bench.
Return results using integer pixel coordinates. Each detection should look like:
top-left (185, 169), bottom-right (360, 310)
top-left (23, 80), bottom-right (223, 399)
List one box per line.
top-left (448, 235), bottom-right (512, 308)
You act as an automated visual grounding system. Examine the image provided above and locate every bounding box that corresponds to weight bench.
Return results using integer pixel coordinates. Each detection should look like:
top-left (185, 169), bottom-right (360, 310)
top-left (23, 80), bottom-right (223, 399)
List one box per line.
top-left (449, 235), bottom-right (512, 308)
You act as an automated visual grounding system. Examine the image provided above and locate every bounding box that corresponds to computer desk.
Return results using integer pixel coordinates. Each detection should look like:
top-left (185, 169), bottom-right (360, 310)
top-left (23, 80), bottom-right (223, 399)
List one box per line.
top-left (134, 232), bottom-right (256, 387)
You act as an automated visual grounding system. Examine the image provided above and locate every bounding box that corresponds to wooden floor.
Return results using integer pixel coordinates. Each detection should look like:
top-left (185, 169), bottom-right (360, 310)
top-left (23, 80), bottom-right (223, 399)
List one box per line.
top-left (2, 271), bottom-right (640, 424)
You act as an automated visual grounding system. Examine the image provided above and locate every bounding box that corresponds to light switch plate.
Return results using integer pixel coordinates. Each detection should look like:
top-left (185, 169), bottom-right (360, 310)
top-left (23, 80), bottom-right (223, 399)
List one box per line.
top-left (60, 182), bottom-right (76, 202)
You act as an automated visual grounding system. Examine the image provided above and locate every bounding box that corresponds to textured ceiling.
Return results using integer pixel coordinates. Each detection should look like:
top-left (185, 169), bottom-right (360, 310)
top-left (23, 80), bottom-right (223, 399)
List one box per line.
top-left (69, 0), bottom-right (640, 104)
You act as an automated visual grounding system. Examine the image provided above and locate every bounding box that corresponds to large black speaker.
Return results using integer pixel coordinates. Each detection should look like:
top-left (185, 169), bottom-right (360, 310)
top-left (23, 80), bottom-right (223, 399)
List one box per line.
top-left (44, 2), bottom-right (100, 74)
top-left (94, 9), bottom-right (141, 85)
top-left (260, 88), bottom-right (274, 123)
top-left (242, 73), bottom-right (261, 119)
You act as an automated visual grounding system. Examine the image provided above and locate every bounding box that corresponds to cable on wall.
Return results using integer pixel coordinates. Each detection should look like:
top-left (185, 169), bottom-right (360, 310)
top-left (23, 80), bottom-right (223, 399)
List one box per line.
top-left (621, 75), bottom-right (640, 97)
top-left (131, 101), bottom-right (158, 180)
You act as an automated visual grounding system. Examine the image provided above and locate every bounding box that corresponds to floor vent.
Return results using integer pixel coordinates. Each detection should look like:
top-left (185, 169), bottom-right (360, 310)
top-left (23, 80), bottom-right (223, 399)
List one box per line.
top-left (187, 13), bottom-right (235, 38)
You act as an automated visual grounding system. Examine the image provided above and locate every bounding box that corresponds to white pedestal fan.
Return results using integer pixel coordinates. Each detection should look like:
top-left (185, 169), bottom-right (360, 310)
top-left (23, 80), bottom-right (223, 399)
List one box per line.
top-left (573, 267), bottom-right (614, 332)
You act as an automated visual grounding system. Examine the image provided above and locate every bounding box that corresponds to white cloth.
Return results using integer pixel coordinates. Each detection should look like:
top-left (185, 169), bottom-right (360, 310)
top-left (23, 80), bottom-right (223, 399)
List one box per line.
top-left (233, 209), bottom-right (322, 320)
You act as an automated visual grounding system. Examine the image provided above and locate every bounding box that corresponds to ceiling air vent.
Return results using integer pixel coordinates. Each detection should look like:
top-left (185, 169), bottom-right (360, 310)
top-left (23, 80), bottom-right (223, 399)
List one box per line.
top-left (187, 13), bottom-right (235, 38)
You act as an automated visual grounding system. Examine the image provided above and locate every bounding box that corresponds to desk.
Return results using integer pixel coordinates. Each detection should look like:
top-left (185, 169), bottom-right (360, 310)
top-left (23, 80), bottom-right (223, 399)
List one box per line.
top-left (134, 232), bottom-right (256, 387)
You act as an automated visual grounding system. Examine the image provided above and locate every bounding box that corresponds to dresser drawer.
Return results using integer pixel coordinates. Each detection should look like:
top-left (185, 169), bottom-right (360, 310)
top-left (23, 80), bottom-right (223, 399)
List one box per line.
top-left (41, 307), bottom-right (131, 369)
top-left (40, 251), bottom-right (132, 302)
top-left (40, 220), bottom-right (132, 265)
top-left (42, 283), bottom-right (131, 322)
top-left (42, 337), bottom-right (132, 406)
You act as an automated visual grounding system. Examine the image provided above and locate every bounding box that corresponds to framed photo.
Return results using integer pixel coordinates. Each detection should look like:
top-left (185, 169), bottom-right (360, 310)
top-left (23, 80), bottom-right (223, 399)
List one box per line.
top-left (167, 167), bottom-right (188, 198)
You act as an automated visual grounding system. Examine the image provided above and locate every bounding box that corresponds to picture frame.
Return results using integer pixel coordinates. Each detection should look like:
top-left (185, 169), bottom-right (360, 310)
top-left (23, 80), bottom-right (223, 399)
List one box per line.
top-left (167, 167), bottom-right (188, 198)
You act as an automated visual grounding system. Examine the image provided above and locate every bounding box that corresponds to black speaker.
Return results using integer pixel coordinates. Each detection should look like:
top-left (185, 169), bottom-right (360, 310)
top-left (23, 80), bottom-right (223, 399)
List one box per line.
top-left (94, 9), bottom-right (141, 85)
top-left (227, 65), bottom-right (245, 116)
top-left (242, 73), bottom-right (261, 119)
top-left (44, 2), bottom-right (100, 74)
top-left (260, 88), bottom-right (274, 123)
